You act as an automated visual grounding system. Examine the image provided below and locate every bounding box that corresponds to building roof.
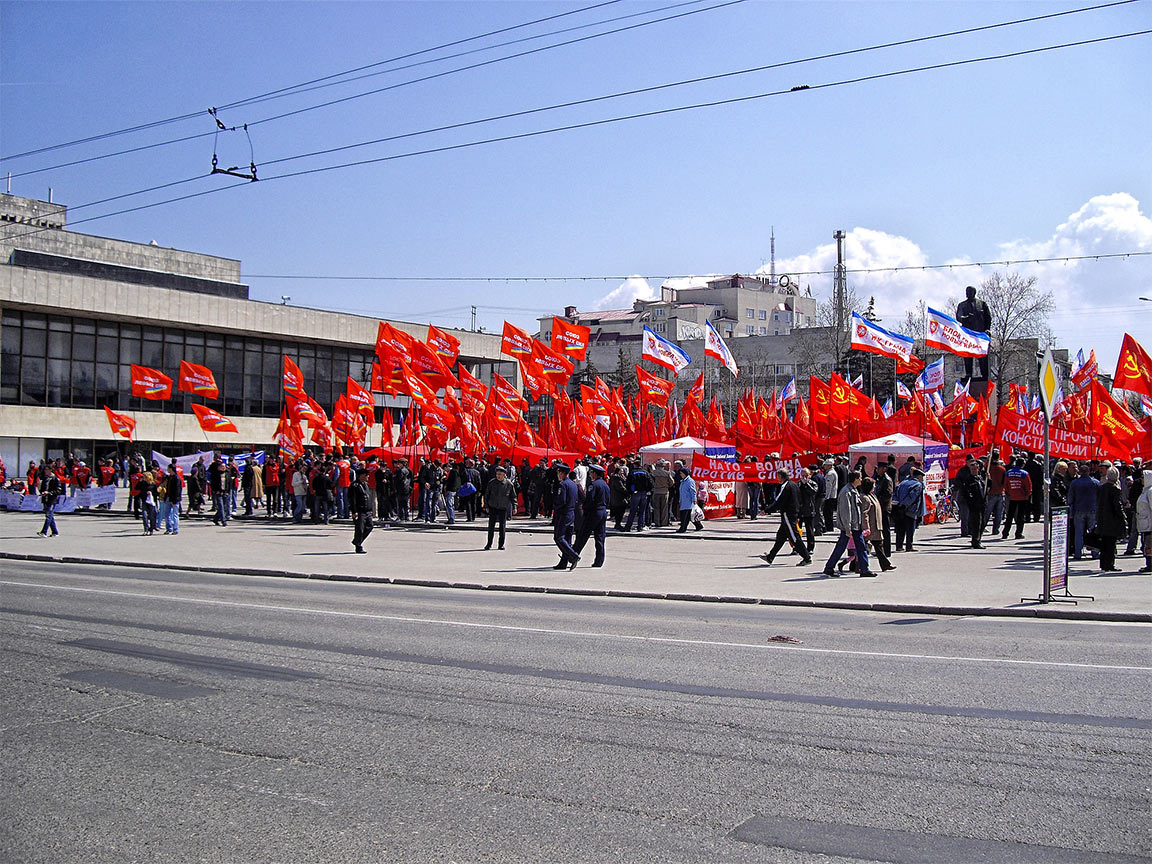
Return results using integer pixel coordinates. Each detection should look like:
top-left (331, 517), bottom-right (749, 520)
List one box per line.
top-left (573, 309), bottom-right (638, 323)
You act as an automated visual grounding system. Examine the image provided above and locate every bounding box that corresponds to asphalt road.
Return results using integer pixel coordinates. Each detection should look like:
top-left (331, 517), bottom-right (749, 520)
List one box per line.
top-left (1, 562), bottom-right (1150, 863)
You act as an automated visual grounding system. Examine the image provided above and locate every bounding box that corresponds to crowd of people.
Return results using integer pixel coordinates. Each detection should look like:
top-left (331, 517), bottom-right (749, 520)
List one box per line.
top-left (5, 446), bottom-right (1150, 577)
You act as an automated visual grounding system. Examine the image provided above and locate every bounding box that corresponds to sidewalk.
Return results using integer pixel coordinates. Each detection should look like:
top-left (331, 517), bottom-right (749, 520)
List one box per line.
top-left (1, 509), bottom-right (1148, 622)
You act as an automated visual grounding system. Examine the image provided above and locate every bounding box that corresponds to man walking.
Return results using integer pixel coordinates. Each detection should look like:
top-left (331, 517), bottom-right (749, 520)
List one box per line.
top-left (350, 467), bottom-right (373, 554)
top-left (209, 455), bottom-right (230, 527)
top-left (483, 465), bottom-right (515, 550)
top-left (573, 463), bottom-right (610, 567)
top-left (759, 469), bottom-right (812, 567)
top-left (552, 463), bottom-right (581, 570)
top-left (823, 471), bottom-right (875, 577)
top-left (822, 459), bottom-right (839, 538)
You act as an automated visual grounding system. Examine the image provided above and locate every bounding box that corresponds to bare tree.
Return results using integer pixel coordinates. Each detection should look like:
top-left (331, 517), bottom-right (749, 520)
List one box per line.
top-left (901, 299), bottom-right (927, 342)
top-left (979, 272), bottom-right (1054, 394)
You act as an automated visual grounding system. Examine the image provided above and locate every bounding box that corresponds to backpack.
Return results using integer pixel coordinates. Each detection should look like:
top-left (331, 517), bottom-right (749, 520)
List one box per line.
top-left (895, 480), bottom-right (922, 512)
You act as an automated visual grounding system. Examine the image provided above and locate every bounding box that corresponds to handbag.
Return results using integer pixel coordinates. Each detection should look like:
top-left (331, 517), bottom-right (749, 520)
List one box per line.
top-left (459, 482), bottom-right (476, 498)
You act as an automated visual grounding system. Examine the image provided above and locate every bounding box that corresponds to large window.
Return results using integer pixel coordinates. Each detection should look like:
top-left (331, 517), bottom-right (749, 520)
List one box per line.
top-left (0, 308), bottom-right (374, 418)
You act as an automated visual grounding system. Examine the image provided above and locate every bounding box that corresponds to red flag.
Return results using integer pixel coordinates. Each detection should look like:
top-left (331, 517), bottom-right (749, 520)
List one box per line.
top-left (376, 322), bottom-right (414, 366)
top-left (399, 361), bottom-right (439, 407)
top-left (491, 371), bottom-right (524, 410)
top-left (104, 405), bottom-right (136, 440)
top-left (177, 361), bottom-right (218, 399)
top-left (520, 361), bottom-right (548, 400)
top-left (1113, 333), bottom-right (1152, 398)
top-left (1071, 349), bottom-right (1099, 390)
top-left (410, 339), bottom-right (455, 390)
top-left (426, 324), bottom-right (461, 366)
top-left (531, 338), bottom-right (574, 384)
top-left (500, 321), bottom-right (534, 359)
top-left (897, 354), bottom-right (925, 374)
top-left (686, 371), bottom-right (705, 405)
top-left (635, 365), bottom-right (674, 408)
top-left (130, 364), bottom-right (172, 400)
top-left (551, 316), bottom-right (590, 361)
top-left (286, 392), bottom-right (322, 427)
top-left (191, 403), bottom-right (238, 433)
top-left (1090, 378), bottom-right (1144, 458)
top-left (793, 393), bottom-right (810, 429)
top-left (458, 365), bottom-right (488, 401)
top-left (283, 355), bottom-right (307, 397)
top-left (346, 376), bottom-right (376, 420)
top-left (307, 395), bottom-right (329, 427)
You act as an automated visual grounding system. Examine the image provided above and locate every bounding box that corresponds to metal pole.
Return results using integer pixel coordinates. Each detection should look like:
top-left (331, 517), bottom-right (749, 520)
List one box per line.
top-left (1042, 412), bottom-right (1051, 601)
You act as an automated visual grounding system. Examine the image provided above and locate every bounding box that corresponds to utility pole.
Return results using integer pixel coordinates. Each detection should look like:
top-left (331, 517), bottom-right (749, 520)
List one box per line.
top-left (833, 229), bottom-right (846, 374)
top-left (471, 305), bottom-right (477, 332)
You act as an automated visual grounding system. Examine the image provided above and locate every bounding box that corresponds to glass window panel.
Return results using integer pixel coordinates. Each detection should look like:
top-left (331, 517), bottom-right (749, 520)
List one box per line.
top-left (96, 334), bottom-right (118, 363)
top-left (264, 341), bottom-right (281, 354)
top-left (225, 337), bottom-right (246, 359)
top-left (205, 346), bottom-right (224, 370)
top-left (1, 353), bottom-right (19, 402)
top-left (206, 334), bottom-right (224, 348)
top-left (73, 333), bottom-right (96, 362)
top-left (244, 350), bottom-right (261, 375)
top-left (141, 340), bottom-right (163, 367)
top-left (120, 324), bottom-right (140, 338)
top-left (97, 321), bottom-right (118, 336)
top-left (119, 338), bottom-right (141, 365)
top-left (72, 363), bottom-right (95, 407)
top-left (164, 328), bottom-right (184, 344)
top-left (22, 328), bottom-right (45, 357)
top-left (296, 344), bottom-right (315, 359)
top-left (185, 331), bottom-right (204, 346)
top-left (2, 310), bottom-right (19, 326)
top-left (47, 358), bottom-right (70, 405)
top-left (48, 316), bottom-right (70, 331)
top-left (96, 363), bottom-right (118, 407)
top-left (74, 318), bottom-right (96, 335)
top-left (23, 313), bottom-right (46, 329)
top-left (1, 325), bottom-right (19, 355)
top-left (142, 327), bottom-right (162, 342)
top-left (164, 342), bottom-right (182, 368)
top-left (298, 357), bottom-right (315, 389)
top-left (315, 355), bottom-right (332, 389)
top-left (22, 357), bottom-right (45, 405)
top-left (184, 344), bottom-right (205, 365)
top-left (48, 330), bottom-right (71, 359)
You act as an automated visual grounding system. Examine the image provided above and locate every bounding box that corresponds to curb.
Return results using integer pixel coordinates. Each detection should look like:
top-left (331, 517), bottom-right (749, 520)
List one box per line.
top-left (2, 551), bottom-right (1147, 623)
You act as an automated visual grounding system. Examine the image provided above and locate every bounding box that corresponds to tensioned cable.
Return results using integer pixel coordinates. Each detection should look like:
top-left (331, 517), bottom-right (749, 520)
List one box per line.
top-left (240, 252), bottom-right (1152, 283)
top-left (4, 29), bottom-right (1148, 244)
top-left (0, 0), bottom-right (629, 161)
top-left (4, 0), bottom-right (739, 179)
top-left (9, 0), bottom-right (1137, 180)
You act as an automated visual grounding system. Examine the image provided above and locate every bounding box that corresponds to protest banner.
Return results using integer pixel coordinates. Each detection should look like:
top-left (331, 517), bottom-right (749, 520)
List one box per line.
top-left (994, 409), bottom-right (1097, 460)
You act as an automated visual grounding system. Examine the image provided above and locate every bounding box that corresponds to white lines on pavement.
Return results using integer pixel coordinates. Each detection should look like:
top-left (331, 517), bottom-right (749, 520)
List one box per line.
top-left (2, 579), bottom-right (1149, 673)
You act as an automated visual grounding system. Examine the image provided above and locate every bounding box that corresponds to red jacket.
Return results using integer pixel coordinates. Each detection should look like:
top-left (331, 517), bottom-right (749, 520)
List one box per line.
top-left (1005, 467), bottom-right (1032, 502)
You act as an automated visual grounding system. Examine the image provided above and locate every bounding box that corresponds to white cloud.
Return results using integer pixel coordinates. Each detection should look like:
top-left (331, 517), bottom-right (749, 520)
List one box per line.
top-left (591, 274), bottom-right (655, 310)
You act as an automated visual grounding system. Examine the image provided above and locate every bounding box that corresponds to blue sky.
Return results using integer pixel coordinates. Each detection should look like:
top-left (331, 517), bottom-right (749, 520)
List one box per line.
top-left (2, 0), bottom-right (1149, 369)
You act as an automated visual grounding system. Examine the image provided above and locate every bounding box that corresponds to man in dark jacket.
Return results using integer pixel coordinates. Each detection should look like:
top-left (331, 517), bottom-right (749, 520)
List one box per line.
top-left (573, 463), bottom-right (610, 567)
top-left (552, 463), bottom-right (581, 570)
top-left (759, 470), bottom-right (812, 566)
top-left (1026, 453), bottom-right (1045, 522)
top-left (483, 465), bottom-right (515, 550)
top-left (622, 458), bottom-right (651, 532)
top-left (350, 467), bottom-right (372, 553)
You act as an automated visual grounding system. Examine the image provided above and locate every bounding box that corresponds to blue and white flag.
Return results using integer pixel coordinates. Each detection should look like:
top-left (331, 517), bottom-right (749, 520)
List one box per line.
top-left (896, 380), bottom-right (912, 400)
top-left (954, 379), bottom-right (970, 400)
top-left (849, 312), bottom-right (915, 362)
top-left (881, 397), bottom-right (894, 418)
top-left (926, 307), bottom-right (991, 358)
top-left (704, 320), bottom-right (739, 377)
top-left (641, 326), bottom-right (692, 375)
top-left (916, 357), bottom-right (945, 392)
top-left (776, 376), bottom-right (797, 409)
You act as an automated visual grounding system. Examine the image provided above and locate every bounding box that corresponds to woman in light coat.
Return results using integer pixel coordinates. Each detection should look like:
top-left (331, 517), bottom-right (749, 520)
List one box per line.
top-left (1135, 469), bottom-right (1152, 573)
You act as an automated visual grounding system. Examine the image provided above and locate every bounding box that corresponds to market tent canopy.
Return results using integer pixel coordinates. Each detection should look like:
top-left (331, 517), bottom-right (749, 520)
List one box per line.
top-left (639, 436), bottom-right (737, 462)
top-left (848, 433), bottom-right (944, 455)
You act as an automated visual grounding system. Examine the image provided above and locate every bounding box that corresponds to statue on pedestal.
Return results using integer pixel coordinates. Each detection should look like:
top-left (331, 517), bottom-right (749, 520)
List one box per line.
top-left (956, 285), bottom-right (992, 382)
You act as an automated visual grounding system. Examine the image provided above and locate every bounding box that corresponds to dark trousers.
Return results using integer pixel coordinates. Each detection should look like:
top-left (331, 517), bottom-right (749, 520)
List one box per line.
top-left (870, 537), bottom-right (892, 570)
top-left (970, 506), bottom-right (986, 547)
top-left (574, 511), bottom-right (607, 565)
top-left (799, 515), bottom-right (815, 552)
top-left (1002, 500), bottom-right (1027, 538)
top-left (822, 499), bottom-right (837, 536)
top-left (352, 513), bottom-right (373, 550)
top-left (766, 516), bottom-right (808, 562)
top-left (894, 510), bottom-right (917, 550)
top-left (265, 488), bottom-right (279, 516)
top-left (624, 493), bottom-right (648, 531)
top-left (1099, 536), bottom-right (1117, 571)
top-left (463, 494), bottom-right (476, 521)
top-left (880, 505), bottom-right (893, 556)
top-left (554, 519), bottom-right (578, 563)
top-left (486, 507), bottom-right (508, 548)
top-left (825, 529), bottom-right (871, 575)
top-left (678, 508), bottom-right (692, 532)
top-left (611, 504), bottom-right (627, 529)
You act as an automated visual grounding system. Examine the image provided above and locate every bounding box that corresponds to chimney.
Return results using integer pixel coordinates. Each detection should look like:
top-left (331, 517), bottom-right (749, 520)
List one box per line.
top-left (564, 305), bottom-right (577, 318)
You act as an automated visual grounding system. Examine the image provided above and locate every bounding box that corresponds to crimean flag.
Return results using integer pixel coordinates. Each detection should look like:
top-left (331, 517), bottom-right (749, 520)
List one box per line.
top-left (283, 355), bottom-right (307, 397)
top-left (1113, 333), bottom-right (1152, 397)
top-left (850, 312), bottom-right (915, 362)
top-left (704, 320), bottom-right (738, 376)
top-left (500, 321), bottom-right (534, 358)
top-left (551, 316), bottom-right (590, 361)
top-left (104, 405), bottom-right (136, 440)
top-left (130, 364), bottom-right (172, 400)
top-left (426, 324), bottom-right (461, 366)
top-left (191, 403), bottom-right (238, 433)
top-left (177, 361), bottom-right (219, 399)
top-left (925, 307), bottom-right (990, 358)
top-left (642, 326), bottom-right (692, 375)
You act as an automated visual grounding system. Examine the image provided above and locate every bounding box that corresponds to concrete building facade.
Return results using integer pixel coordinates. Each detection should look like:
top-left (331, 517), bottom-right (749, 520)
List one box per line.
top-left (0, 194), bottom-right (509, 471)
